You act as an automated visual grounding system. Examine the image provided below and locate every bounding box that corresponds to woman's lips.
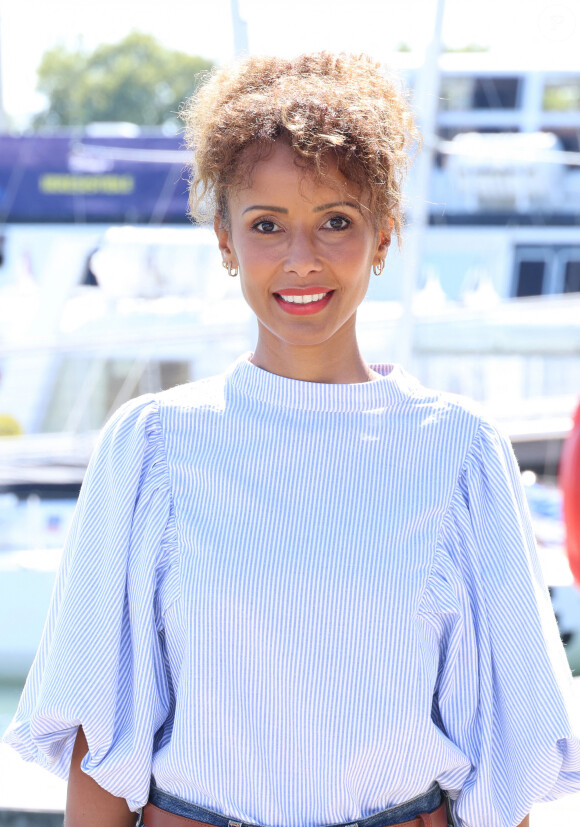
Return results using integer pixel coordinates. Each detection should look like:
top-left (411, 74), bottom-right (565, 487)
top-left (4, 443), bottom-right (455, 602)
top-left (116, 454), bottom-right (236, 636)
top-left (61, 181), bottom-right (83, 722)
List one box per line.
top-left (274, 289), bottom-right (334, 315)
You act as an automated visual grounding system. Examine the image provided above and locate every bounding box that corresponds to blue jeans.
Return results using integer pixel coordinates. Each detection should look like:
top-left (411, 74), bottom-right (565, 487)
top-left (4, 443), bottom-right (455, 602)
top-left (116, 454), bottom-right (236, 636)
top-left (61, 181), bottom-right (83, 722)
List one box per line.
top-left (137, 782), bottom-right (452, 827)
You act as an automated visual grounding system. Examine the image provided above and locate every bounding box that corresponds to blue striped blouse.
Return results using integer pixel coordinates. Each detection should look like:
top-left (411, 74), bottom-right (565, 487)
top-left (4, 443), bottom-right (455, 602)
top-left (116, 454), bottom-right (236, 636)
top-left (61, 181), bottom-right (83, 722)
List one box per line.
top-left (3, 355), bottom-right (580, 827)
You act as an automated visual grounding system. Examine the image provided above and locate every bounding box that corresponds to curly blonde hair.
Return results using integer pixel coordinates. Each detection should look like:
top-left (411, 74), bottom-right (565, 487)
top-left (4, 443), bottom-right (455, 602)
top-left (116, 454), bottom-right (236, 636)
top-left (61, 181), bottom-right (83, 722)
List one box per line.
top-left (180, 52), bottom-right (420, 243)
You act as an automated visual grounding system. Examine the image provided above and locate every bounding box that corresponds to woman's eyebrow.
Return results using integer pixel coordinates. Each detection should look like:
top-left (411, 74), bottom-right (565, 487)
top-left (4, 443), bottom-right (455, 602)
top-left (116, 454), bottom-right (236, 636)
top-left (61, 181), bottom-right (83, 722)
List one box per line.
top-left (242, 205), bottom-right (289, 215)
top-left (313, 201), bottom-right (360, 213)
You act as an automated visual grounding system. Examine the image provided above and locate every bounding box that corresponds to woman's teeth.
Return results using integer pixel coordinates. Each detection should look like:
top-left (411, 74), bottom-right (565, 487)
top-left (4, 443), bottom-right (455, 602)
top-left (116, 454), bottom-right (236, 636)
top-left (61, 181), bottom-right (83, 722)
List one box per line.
top-left (278, 292), bottom-right (328, 304)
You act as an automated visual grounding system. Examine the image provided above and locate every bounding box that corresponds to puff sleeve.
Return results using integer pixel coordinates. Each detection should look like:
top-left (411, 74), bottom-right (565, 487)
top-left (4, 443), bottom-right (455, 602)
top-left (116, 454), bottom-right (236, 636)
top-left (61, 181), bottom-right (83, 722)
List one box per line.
top-left (419, 418), bottom-right (580, 827)
top-left (1, 396), bottom-right (179, 812)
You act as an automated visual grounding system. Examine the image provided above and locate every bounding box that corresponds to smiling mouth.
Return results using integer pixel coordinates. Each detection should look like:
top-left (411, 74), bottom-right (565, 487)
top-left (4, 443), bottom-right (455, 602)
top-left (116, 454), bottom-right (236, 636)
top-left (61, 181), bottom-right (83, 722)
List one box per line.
top-left (273, 290), bottom-right (334, 315)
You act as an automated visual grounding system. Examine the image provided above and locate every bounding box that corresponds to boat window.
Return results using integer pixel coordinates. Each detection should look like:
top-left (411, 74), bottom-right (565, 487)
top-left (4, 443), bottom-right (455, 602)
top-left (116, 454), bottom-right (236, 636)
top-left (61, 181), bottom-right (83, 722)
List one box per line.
top-left (440, 77), bottom-right (473, 110)
top-left (440, 76), bottom-right (520, 110)
top-left (563, 259), bottom-right (580, 293)
top-left (473, 77), bottom-right (520, 109)
top-left (514, 246), bottom-right (580, 297)
top-left (543, 77), bottom-right (580, 111)
top-left (515, 260), bottom-right (546, 297)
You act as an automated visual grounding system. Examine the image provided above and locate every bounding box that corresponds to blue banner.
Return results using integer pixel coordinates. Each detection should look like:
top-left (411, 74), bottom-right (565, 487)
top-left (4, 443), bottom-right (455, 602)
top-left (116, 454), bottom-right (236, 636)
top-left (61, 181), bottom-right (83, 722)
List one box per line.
top-left (0, 134), bottom-right (192, 223)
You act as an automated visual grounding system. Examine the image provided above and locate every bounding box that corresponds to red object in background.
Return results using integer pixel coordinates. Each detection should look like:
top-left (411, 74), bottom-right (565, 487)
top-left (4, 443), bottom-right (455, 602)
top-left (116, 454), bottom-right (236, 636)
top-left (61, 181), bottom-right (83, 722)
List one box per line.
top-left (560, 401), bottom-right (580, 586)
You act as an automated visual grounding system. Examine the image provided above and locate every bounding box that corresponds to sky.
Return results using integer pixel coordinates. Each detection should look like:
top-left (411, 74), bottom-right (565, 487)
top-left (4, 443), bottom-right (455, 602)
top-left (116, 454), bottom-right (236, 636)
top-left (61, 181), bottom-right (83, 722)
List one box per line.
top-left (0, 0), bottom-right (578, 128)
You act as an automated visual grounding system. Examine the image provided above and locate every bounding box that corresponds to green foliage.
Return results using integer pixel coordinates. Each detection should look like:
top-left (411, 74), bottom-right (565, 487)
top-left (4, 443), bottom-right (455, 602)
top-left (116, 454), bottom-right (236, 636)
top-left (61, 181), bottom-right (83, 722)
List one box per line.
top-left (443, 43), bottom-right (490, 53)
top-left (394, 42), bottom-right (489, 54)
top-left (33, 31), bottom-right (213, 129)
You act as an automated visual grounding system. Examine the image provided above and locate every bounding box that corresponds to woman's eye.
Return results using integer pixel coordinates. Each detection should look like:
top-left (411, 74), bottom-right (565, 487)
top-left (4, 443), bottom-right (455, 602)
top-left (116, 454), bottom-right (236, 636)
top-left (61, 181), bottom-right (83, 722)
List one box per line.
top-left (324, 216), bottom-right (351, 231)
top-left (252, 220), bottom-right (279, 233)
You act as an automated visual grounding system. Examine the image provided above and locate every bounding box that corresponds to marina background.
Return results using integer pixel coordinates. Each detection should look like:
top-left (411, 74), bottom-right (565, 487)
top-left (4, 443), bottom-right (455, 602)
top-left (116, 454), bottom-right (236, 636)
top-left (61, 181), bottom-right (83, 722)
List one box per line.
top-left (1, 0), bottom-right (580, 822)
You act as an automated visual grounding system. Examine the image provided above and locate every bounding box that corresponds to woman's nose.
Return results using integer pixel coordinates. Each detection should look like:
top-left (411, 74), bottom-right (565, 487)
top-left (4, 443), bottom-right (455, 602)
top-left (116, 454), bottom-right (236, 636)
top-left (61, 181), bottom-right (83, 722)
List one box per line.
top-left (283, 230), bottom-right (322, 278)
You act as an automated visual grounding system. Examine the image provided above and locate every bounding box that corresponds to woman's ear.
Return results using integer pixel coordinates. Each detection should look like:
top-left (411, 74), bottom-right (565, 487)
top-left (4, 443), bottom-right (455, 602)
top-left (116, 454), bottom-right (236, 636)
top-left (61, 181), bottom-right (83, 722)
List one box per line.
top-left (372, 219), bottom-right (393, 274)
top-left (382, 217), bottom-right (394, 250)
top-left (376, 218), bottom-right (393, 257)
top-left (214, 213), bottom-right (232, 258)
top-left (213, 212), bottom-right (238, 272)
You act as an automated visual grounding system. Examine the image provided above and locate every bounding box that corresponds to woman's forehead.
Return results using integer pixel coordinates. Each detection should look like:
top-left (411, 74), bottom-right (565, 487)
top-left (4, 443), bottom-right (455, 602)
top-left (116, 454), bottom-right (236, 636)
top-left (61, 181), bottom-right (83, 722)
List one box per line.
top-left (231, 140), bottom-right (365, 203)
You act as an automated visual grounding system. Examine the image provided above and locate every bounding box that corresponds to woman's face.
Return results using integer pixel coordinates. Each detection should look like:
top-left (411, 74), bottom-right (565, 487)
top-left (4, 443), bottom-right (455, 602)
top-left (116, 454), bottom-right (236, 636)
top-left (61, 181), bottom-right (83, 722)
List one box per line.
top-left (215, 140), bottom-right (390, 375)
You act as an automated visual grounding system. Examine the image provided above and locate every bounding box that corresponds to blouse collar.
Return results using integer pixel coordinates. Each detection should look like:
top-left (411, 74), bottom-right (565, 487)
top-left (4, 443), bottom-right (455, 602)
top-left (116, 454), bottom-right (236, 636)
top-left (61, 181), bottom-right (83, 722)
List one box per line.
top-left (225, 353), bottom-right (418, 413)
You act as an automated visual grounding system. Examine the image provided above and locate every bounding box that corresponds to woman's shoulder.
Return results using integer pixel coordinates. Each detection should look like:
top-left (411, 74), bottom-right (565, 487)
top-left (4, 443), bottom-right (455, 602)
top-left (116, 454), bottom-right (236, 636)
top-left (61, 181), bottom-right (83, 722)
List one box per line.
top-left (92, 377), bottom-right (227, 470)
top-left (401, 371), bottom-right (503, 445)
top-left (105, 372), bottom-right (228, 432)
top-left (390, 372), bottom-right (521, 495)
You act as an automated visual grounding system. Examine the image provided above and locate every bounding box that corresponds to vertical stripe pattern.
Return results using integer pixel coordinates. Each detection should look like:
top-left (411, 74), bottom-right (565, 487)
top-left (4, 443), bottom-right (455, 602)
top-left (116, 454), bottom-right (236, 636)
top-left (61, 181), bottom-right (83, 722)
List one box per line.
top-left (3, 354), bottom-right (580, 826)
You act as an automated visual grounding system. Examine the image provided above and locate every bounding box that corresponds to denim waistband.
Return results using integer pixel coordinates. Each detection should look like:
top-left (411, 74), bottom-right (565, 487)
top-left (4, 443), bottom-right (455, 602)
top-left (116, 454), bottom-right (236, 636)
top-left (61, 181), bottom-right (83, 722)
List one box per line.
top-left (140, 783), bottom-right (445, 827)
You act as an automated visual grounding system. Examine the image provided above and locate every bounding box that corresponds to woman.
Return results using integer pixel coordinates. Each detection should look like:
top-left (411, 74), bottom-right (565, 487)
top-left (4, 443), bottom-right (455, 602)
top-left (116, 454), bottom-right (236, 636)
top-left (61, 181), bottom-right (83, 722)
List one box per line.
top-left (3, 53), bottom-right (580, 827)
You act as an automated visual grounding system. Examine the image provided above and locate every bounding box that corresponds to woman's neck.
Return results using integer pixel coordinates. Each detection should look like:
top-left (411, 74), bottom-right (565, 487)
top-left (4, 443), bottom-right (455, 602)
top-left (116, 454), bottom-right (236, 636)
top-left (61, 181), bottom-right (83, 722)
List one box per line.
top-left (250, 337), bottom-right (375, 384)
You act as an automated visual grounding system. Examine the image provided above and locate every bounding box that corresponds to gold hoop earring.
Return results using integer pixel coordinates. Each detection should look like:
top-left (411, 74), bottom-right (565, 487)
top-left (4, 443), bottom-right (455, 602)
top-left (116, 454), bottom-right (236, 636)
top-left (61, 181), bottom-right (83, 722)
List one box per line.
top-left (222, 261), bottom-right (238, 278)
top-left (373, 259), bottom-right (385, 277)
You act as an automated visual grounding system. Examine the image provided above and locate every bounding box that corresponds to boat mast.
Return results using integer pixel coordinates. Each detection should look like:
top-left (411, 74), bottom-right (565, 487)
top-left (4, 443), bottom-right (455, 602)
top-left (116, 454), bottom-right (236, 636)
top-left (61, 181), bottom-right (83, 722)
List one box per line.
top-left (230, 0), bottom-right (249, 57)
top-left (398, 0), bottom-right (445, 369)
top-left (0, 12), bottom-right (8, 132)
